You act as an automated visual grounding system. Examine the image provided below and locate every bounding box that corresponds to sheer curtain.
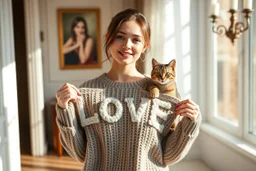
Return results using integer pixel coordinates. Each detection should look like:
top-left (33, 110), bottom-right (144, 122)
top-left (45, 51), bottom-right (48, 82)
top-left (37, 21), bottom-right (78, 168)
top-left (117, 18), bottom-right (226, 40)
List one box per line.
top-left (141, 0), bottom-right (166, 76)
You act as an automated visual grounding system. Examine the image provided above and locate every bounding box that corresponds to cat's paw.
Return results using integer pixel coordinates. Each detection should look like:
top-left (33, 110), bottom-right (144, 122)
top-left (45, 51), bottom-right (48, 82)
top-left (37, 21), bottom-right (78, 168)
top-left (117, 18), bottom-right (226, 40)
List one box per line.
top-left (150, 88), bottom-right (159, 98)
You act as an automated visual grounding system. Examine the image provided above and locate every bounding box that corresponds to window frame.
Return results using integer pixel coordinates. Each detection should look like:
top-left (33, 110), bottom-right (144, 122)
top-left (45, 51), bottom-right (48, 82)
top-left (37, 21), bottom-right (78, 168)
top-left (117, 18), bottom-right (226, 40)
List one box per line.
top-left (244, 9), bottom-right (256, 145)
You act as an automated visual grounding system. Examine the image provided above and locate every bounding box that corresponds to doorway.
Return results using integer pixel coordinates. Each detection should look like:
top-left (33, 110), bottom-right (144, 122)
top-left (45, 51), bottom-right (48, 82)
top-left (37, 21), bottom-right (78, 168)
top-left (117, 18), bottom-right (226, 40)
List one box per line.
top-left (12, 0), bottom-right (31, 154)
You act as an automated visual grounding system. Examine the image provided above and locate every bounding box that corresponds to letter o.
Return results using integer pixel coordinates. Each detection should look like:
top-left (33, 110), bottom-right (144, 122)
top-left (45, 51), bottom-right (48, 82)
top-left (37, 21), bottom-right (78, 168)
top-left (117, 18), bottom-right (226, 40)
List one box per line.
top-left (99, 97), bottom-right (123, 123)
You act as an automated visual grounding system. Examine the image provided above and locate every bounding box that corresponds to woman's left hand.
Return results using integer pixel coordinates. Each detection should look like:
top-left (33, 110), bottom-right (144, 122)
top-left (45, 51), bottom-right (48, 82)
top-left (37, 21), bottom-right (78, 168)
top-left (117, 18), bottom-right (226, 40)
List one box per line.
top-left (175, 99), bottom-right (200, 121)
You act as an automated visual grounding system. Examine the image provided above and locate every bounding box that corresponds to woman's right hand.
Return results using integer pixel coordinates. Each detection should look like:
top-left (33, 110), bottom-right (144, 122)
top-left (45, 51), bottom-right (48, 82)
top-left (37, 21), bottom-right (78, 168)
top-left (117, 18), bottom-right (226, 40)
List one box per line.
top-left (56, 83), bottom-right (81, 109)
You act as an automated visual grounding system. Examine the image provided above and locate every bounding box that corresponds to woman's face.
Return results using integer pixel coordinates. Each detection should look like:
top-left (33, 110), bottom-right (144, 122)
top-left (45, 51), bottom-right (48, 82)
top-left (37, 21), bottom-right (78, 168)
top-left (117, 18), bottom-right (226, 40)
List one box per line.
top-left (109, 20), bottom-right (147, 66)
top-left (73, 21), bottom-right (85, 36)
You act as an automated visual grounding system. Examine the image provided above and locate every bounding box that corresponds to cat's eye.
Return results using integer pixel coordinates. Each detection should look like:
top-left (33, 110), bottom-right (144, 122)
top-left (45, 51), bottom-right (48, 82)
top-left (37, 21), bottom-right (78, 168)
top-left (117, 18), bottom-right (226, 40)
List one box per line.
top-left (165, 72), bottom-right (170, 77)
top-left (155, 72), bottom-right (161, 77)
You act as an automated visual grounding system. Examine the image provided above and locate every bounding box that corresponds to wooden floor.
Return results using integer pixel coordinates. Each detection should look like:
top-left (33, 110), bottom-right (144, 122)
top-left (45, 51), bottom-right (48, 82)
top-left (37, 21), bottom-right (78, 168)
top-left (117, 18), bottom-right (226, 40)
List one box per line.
top-left (21, 153), bottom-right (83, 171)
top-left (21, 154), bottom-right (213, 171)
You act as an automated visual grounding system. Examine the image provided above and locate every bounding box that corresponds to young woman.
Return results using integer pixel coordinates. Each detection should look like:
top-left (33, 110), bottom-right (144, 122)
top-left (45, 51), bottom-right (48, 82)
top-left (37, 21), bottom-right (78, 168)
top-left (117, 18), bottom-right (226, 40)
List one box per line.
top-left (63, 16), bottom-right (94, 65)
top-left (56, 9), bottom-right (201, 171)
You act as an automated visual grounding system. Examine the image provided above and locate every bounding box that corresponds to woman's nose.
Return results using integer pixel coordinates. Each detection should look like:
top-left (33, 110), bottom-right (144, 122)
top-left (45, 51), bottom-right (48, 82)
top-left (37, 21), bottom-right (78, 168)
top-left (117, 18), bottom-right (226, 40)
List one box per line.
top-left (123, 39), bottom-right (132, 49)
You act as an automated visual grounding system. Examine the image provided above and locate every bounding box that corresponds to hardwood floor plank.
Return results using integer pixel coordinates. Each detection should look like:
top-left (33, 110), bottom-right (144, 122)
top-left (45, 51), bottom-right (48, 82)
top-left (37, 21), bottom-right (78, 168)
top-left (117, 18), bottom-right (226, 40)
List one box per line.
top-left (21, 154), bottom-right (83, 171)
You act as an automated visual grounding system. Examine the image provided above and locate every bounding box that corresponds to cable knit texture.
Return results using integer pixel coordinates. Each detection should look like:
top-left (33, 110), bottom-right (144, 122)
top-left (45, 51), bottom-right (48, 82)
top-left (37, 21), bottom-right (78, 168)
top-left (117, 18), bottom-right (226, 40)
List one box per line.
top-left (55, 73), bottom-right (201, 171)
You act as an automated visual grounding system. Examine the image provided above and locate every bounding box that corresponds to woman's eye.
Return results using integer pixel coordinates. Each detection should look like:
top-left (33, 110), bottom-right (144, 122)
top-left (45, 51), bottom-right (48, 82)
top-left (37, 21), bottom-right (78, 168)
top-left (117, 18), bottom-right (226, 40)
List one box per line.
top-left (133, 38), bottom-right (141, 43)
top-left (116, 35), bottom-right (124, 40)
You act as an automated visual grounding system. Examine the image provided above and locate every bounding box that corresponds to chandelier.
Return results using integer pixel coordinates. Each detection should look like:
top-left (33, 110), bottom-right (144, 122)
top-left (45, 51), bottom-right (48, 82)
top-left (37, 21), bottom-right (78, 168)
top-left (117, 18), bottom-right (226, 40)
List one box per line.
top-left (209, 0), bottom-right (254, 44)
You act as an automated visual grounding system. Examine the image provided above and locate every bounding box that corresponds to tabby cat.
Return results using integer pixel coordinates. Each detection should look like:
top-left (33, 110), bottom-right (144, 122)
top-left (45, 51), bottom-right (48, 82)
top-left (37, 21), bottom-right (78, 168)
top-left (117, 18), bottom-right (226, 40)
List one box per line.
top-left (148, 58), bottom-right (180, 99)
top-left (148, 58), bottom-right (181, 130)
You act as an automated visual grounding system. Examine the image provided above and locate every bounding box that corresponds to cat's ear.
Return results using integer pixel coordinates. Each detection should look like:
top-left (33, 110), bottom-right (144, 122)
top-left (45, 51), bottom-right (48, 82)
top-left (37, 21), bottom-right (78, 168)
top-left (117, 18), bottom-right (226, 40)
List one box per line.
top-left (169, 59), bottom-right (176, 68)
top-left (152, 58), bottom-right (160, 67)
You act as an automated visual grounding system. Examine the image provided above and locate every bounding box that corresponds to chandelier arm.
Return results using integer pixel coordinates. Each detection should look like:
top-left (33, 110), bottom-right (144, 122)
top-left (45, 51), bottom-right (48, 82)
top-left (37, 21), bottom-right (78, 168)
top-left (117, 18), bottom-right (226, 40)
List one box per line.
top-left (213, 24), bottom-right (227, 36)
top-left (241, 9), bottom-right (253, 32)
top-left (235, 22), bottom-right (246, 34)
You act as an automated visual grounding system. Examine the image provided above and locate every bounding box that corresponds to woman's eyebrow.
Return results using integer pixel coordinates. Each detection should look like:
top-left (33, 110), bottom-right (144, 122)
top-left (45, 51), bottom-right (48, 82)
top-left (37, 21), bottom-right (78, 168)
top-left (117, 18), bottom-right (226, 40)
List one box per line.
top-left (118, 31), bottom-right (142, 37)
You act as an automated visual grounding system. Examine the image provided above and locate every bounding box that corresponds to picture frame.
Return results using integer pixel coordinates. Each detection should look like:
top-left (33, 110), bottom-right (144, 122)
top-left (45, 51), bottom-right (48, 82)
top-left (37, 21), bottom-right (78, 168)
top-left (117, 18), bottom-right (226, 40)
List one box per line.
top-left (57, 8), bottom-right (101, 69)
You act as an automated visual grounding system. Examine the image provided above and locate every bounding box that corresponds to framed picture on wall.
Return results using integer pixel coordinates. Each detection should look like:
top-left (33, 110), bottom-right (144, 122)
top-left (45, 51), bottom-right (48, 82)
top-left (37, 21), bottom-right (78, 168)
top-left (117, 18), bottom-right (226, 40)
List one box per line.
top-left (57, 8), bottom-right (101, 69)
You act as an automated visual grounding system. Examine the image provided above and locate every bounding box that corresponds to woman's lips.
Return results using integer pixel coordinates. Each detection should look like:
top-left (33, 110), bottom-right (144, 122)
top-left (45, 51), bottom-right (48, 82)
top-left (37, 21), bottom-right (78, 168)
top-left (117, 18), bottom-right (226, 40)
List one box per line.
top-left (119, 51), bottom-right (133, 58)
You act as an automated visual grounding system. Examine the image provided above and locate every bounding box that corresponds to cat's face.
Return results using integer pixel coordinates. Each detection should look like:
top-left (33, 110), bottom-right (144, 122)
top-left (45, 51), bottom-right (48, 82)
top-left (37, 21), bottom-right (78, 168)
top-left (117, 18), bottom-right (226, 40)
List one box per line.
top-left (151, 58), bottom-right (176, 85)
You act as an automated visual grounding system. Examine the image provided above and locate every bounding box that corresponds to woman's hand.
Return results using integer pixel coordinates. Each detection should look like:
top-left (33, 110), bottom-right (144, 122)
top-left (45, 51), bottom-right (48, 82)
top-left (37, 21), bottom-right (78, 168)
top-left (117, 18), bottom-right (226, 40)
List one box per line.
top-left (175, 99), bottom-right (200, 121)
top-left (56, 83), bottom-right (81, 109)
top-left (77, 34), bottom-right (85, 45)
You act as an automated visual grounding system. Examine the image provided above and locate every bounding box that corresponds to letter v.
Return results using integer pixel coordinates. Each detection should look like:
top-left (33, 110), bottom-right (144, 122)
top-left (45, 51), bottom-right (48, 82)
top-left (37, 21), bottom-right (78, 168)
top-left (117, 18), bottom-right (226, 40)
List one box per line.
top-left (149, 99), bottom-right (172, 133)
top-left (125, 98), bottom-right (150, 122)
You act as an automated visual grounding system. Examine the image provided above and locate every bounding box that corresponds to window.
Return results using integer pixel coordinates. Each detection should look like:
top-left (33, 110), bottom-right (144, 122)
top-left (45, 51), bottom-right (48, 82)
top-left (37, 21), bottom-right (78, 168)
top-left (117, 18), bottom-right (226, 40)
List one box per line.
top-left (216, 0), bottom-right (239, 125)
top-left (209, 0), bottom-right (256, 145)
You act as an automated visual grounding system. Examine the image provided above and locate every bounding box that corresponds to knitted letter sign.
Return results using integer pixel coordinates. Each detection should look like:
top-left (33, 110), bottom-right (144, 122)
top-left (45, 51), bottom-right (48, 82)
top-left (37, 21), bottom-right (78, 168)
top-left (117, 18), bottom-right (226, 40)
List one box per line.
top-left (78, 96), bottom-right (175, 134)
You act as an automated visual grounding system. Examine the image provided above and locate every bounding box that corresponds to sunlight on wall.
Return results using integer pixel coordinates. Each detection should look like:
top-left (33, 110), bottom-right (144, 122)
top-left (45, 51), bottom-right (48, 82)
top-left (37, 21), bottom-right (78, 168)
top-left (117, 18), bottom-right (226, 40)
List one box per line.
top-left (164, 38), bottom-right (176, 63)
top-left (181, 26), bottom-right (190, 56)
top-left (164, 0), bottom-right (192, 99)
top-left (184, 74), bottom-right (192, 99)
top-left (183, 54), bottom-right (192, 98)
top-left (164, 0), bottom-right (176, 63)
top-left (164, 1), bottom-right (175, 37)
top-left (181, 26), bottom-right (191, 97)
top-left (180, 0), bottom-right (191, 99)
top-left (183, 54), bottom-right (191, 75)
top-left (180, 0), bottom-right (190, 26)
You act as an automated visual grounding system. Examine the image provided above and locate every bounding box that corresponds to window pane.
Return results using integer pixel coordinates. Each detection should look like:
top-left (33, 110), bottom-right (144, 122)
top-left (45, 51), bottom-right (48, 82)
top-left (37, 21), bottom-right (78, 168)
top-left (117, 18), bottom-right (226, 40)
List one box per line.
top-left (216, 0), bottom-right (238, 124)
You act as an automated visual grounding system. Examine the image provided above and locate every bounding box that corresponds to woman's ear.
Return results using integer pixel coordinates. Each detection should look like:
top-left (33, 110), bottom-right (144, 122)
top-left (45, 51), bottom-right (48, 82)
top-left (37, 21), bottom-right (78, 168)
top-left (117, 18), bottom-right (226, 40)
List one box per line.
top-left (142, 44), bottom-right (148, 53)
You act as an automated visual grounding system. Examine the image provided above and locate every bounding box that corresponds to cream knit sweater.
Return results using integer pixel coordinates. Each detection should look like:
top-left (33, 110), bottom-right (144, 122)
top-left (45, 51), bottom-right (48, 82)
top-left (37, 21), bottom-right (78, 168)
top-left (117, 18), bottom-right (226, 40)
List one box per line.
top-left (56, 74), bottom-right (201, 171)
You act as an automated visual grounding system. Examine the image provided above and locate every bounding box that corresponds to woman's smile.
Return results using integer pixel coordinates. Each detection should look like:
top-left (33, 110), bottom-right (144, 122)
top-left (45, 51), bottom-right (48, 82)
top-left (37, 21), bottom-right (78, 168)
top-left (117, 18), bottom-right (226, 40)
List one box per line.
top-left (119, 51), bottom-right (133, 58)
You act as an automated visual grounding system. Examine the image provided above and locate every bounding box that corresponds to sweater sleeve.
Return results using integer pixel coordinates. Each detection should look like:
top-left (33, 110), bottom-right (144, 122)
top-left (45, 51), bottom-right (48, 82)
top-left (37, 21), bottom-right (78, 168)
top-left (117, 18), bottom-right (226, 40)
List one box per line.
top-left (162, 112), bottom-right (202, 166)
top-left (55, 101), bottom-right (86, 163)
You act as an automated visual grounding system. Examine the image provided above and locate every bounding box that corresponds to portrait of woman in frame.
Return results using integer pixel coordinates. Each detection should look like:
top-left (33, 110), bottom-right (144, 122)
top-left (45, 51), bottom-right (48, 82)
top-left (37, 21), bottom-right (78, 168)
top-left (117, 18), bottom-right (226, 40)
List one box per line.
top-left (58, 8), bottom-right (101, 69)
